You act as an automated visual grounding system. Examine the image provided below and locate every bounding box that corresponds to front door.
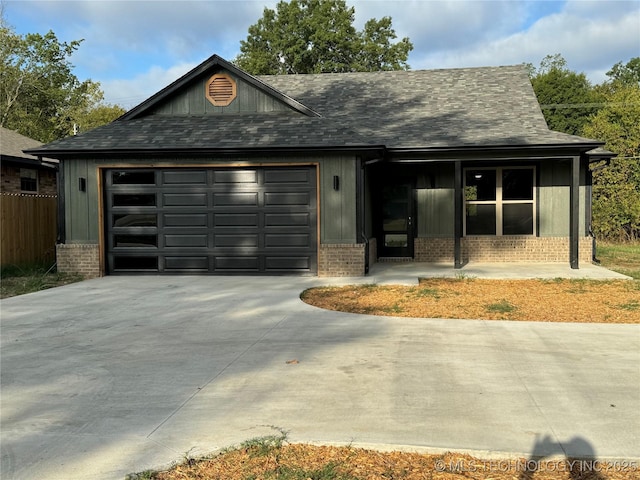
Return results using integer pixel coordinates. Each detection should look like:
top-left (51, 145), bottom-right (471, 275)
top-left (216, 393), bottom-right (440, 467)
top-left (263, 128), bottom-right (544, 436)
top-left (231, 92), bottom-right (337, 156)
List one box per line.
top-left (379, 184), bottom-right (414, 258)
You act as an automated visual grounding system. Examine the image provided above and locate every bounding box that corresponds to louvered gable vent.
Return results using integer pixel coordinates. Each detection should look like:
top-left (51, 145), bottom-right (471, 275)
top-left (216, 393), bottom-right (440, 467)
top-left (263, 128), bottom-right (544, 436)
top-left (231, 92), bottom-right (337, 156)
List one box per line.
top-left (206, 73), bottom-right (237, 106)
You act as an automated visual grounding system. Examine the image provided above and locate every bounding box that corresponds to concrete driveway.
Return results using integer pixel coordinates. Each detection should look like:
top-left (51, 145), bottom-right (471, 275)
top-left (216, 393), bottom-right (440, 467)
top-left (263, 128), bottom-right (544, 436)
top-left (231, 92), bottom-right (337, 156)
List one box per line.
top-left (1, 272), bottom-right (639, 479)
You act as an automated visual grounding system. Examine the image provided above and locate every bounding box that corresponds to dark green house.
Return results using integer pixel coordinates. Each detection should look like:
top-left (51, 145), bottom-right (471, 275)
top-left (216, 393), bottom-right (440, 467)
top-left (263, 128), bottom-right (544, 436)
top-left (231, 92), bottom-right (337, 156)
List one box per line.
top-left (27, 55), bottom-right (611, 277)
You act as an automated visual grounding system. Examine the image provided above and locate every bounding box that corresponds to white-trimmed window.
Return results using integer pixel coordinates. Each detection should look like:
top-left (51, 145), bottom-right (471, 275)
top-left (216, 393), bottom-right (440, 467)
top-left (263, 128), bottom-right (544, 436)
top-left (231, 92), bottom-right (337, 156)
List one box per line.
top-left (464, 167), bottom-right (536, 236)
top-left (20, 168), bottom-right (38, 193)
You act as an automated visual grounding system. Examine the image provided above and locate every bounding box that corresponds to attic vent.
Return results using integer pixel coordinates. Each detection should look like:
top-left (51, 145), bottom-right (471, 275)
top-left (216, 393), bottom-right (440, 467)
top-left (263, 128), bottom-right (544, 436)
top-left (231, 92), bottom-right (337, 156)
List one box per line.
top-left (206, 73), bottom-right (237, 106)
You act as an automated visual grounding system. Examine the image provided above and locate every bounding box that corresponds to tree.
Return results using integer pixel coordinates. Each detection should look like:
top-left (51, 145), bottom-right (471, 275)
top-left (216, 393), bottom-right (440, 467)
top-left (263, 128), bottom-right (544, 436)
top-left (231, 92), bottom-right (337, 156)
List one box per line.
top-left (528, 54), bottom-right (599, 135)
top-left (235, 0), bottom-right (413, 75)
top-left (1, 16), bottom-right (124, 142)
top-left (606, 57), bottom-right (640, 87)
top-left (583, 82), bottom-right (640, 241)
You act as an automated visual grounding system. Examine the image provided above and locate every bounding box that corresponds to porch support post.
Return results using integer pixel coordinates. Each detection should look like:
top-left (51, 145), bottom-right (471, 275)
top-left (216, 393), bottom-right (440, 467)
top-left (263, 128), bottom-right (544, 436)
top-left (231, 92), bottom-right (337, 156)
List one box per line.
top-left (454, 160), bottom-right (463, 268)
top-left (570, 155), bottom-right (580, 269)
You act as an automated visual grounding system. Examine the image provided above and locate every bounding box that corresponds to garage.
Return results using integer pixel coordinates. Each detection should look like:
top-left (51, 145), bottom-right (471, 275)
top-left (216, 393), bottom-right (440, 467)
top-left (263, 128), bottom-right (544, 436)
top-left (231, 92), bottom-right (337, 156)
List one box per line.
top-left (103, 166), bottom-right (317, 275)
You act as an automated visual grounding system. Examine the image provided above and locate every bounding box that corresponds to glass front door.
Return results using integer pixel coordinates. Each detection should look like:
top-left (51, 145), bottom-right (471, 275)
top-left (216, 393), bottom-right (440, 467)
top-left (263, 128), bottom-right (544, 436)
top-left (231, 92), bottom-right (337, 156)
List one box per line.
top-left (379, 184), bottom-right (414, 257)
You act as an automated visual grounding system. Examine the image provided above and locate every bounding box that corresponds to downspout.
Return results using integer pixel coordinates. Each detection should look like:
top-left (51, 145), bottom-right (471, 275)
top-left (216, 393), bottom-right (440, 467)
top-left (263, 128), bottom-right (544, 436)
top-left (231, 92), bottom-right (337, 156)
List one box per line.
top-left (355, 156), bottom-right (369, 273)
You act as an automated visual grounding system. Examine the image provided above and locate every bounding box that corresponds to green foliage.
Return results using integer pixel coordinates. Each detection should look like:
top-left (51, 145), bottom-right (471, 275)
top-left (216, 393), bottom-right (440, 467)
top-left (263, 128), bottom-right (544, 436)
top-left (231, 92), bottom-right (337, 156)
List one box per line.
top-left (235, 0), bottom-right (412, 75)
top-left (583, 84), bottom-right (640, 241)
top-left (529, 54), bottom-right (599, 135)
top-left (0, 16), bottom-right (124, 142)
top-left (606, 57), bottom-right (640, 86)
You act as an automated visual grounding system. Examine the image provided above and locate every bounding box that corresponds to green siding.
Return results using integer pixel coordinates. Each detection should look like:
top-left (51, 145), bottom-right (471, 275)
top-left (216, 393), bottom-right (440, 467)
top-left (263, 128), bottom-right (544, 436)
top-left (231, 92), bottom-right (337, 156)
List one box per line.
top-left (320, 156), bottom-right (357, 243)
top-left (63, 154), bottom-right (357, 246)
top-left (150, 70), bottom-right (294, 115)
top-left (64, 159), bottom-right (100, 242)
top-left (416, 164), bottom-right (455, 237)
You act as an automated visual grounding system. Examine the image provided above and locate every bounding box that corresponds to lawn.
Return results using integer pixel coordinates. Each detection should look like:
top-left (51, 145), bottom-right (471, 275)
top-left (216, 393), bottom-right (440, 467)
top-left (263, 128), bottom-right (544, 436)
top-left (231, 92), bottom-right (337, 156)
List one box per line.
top-left (0, 264), bottom-right (83, 299)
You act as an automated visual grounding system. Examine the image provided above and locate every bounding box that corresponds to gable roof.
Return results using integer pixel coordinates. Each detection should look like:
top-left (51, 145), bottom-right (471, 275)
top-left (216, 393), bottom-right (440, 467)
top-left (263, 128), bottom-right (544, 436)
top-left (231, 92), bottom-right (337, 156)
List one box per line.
top-left (260, 66), bottom-right (598, 150)
top-left (26, 55), bottom-right (602, 158)
top-left (0, 127), bottom-right (57, 168)
top-left (121, 54), bottom-right (320, 120)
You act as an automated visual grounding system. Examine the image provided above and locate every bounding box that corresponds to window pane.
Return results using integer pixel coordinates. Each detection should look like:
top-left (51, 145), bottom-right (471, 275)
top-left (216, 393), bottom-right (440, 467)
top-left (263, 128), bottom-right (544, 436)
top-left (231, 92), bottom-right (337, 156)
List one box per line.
top-left (385, 234), bottom-right (408, 247)
top-left (113, 194), bottom-right (156, 206)
top-left (114, 235), bottom-right (158, 248)
top-left (503, 169), bottom-right (533, 200)
top-left (113, 214), bottom-right (157, 227)
top-left (503, 204), bottom-right (533, 235)
top-left (113, 256), bottom-right (158, 270)
top-left (465, 170), bottom-right (496, 201)
top-left (112, 171), bottom-right (155, 184)
top-left (466, 204), bottom-right (496, 235)
top-left (20, 168), bottom-right (38, 192)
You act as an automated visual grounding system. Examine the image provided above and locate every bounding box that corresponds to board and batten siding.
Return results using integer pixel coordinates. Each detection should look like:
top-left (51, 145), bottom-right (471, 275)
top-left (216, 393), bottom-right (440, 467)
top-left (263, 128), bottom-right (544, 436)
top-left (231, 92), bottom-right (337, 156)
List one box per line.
top-left (320, 156), bottom-right (357, 243)
top-left (150, 70), bottom-right (295, 115)
top-left (413, 160), bottom-right (590, 239)
top-left (538, 159), bottom-right (588, 236)
top-left (62, 154), bottom-right (359, 246)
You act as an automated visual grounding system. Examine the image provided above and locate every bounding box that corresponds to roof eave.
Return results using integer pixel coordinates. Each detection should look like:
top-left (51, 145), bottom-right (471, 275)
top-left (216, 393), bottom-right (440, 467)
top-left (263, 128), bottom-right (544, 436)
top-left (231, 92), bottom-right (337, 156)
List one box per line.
top-left (24, 144), bottom-right (386, 159)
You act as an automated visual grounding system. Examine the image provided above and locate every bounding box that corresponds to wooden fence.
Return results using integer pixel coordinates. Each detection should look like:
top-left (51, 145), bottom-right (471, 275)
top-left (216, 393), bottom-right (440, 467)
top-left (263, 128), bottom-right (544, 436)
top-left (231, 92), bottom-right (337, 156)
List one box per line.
top-left (1, 194), bottom-right (58, 268)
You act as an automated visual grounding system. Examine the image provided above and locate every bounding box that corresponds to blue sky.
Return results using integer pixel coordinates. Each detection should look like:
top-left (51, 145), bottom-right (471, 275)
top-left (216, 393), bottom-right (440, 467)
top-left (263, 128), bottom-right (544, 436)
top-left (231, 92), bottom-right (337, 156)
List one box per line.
top-left (4, 0), bottom-right (640, 109)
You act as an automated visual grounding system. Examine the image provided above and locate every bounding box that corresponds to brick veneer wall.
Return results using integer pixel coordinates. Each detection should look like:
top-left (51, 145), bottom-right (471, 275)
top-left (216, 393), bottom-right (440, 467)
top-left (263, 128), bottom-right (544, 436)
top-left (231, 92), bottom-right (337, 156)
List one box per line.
top-left (1, 165), bottom-right (57, 196)
top-left (414, 236), bottom-right (593, 264)
top-left (56, 244), bottom-right (100, 278)
top-left (318, 243), bottom-right (366, 277)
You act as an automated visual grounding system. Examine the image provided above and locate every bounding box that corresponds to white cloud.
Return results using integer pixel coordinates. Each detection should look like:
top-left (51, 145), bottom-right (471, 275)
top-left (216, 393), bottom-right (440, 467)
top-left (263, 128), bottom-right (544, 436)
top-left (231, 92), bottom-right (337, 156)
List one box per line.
top-left (102, 62), bottom-right (198, 108)
top-left (9, 0), bottom-right (637, 108)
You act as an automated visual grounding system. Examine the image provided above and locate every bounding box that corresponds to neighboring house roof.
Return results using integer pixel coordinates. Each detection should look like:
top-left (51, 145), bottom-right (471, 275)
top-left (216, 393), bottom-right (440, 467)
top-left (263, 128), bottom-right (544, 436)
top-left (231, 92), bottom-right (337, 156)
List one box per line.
top-left (26, 54), bottom-right (602, 157)
top-left (0, 127), bottom-right (58, 169)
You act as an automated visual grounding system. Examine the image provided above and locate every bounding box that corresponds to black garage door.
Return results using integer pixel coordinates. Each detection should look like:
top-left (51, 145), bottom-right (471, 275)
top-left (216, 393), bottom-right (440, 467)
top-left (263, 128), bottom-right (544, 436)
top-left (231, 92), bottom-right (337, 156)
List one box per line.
top-left (104, 167), bottom-right (317, 274)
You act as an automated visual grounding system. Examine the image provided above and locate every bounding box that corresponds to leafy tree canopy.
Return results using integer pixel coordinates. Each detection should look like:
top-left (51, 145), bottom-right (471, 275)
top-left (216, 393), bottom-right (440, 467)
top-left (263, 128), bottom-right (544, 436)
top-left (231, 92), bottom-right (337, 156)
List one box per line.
top-left (583, 83), bottom-right (640, 241)
top-left (0, 16), bottom-right (124, 142)
top-left (235, 0), bottom-right (413, 75)
top-left (606, 57), bottom-right (640, 87)
top-left (528, 54), bottom-right (598, 135)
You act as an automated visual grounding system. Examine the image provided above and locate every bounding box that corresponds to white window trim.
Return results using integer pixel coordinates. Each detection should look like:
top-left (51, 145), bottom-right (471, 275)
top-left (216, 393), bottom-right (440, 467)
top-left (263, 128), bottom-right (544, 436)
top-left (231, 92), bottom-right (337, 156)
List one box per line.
top-left (464, 166), bottom-right (536, 236)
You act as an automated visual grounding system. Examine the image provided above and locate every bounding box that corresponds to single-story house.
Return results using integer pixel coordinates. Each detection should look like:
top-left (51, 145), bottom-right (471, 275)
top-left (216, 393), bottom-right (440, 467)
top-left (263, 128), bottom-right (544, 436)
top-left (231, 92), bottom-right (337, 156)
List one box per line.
top-left (26, 54), bottom-right (613, 278)
top-left (1, 127), bottom-right (58, 196)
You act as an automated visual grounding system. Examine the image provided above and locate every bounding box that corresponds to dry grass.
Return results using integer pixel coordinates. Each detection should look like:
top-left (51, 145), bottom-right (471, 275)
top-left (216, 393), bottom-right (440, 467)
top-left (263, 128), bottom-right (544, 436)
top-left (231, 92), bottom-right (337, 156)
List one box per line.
top-left (301, 278), bottom-right (640, 323)
top-left (145, 442), bottom-right (640, 480)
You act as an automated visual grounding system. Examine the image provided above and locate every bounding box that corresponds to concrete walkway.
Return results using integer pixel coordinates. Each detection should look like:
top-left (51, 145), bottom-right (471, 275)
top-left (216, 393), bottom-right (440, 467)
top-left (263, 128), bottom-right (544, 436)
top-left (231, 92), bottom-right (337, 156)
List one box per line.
top-left (1, 266), bottom-right (638, 479)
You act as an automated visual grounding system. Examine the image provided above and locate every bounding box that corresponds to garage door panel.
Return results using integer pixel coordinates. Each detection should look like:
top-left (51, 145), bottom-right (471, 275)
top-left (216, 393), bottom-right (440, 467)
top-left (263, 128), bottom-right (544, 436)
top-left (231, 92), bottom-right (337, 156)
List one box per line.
top-left (164, 256), bottom-right (209, 271)
top-left (265, 212), bottom-right (310, 227)
top-left (213, 192), bottom-right (259, 206)
top-left (163, 193), bottom-right (207, 206)
top-left (214, 256), bottom-right (260, 272)
top-left (265, 234), bottom-right (310, 248)
top-left (214, 213), bottom-right (259, 227)
top-left (213, 170), bottom-right (258, 184)
top-left (164, 234), bottom-right (208, 248)
top-left (264, 192), bottom-right (310, 206)
top-left (113, 213), bottom-right (158, 228)
top-left (264, 169), bottom-right (310, 184)
top-left (265, 256), bottom-right (311, 271)
top-left (214, 234), bottom-right (259, 248)
top-left (162, 170), bottom-right (207, 184)
top-left (105, 166), bottom-right (316, 275)
top-left (164, 213), bottom-right (207, 227)
top-left (113, 234), bottom-right (158, 248)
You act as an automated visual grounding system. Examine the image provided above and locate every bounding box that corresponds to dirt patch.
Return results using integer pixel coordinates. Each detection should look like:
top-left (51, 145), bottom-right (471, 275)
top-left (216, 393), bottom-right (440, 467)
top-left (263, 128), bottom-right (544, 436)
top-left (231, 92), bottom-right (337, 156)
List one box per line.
top-left (150, 443), bottom-right (639, 480)
top-left (301, 279), bottom-right (640, 323)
